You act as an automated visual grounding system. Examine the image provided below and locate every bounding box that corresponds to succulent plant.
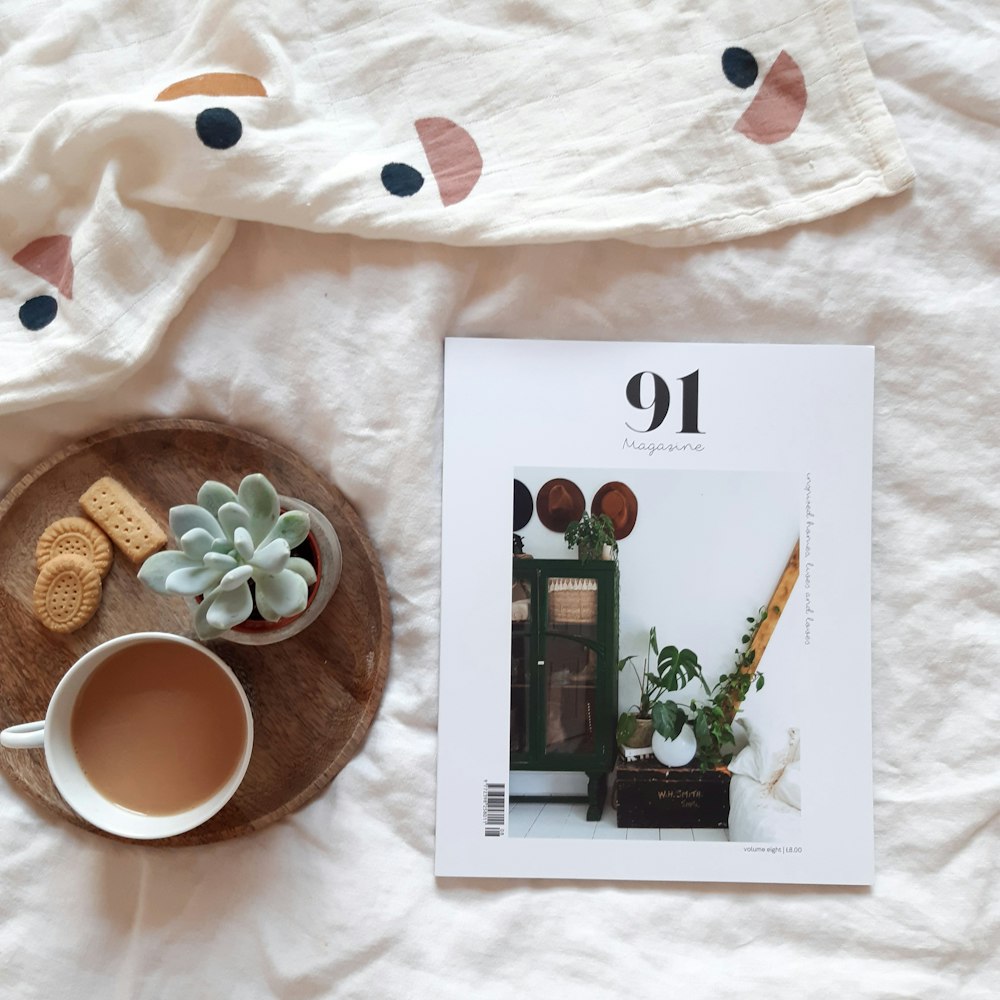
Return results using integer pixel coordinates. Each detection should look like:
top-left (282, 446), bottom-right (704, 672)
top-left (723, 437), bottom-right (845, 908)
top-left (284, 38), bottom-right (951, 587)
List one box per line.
top-left (138, 473), bottom-right (317, 639)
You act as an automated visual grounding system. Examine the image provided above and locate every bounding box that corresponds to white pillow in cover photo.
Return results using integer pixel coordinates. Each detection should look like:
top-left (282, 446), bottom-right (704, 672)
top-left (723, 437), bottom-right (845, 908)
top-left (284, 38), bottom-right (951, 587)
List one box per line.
top-left (728, 718), bottom-right (800, 786)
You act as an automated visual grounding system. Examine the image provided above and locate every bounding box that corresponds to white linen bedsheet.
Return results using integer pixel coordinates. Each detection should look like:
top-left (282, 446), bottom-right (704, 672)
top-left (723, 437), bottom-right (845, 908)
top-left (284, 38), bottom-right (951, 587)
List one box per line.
top-left (1, 2), bottom-right (998, 999)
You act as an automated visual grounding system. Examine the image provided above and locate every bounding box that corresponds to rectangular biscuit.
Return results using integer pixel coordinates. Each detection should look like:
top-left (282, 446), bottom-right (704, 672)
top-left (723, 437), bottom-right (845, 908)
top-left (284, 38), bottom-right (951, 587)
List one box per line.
top-left (79, 476), bottom-right (167, 564)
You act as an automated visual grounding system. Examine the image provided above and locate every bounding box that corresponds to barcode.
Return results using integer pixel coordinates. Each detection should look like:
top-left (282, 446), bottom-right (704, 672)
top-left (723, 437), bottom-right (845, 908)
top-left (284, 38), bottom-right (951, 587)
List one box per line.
top-left (484, 781), bottom-right (506, 837)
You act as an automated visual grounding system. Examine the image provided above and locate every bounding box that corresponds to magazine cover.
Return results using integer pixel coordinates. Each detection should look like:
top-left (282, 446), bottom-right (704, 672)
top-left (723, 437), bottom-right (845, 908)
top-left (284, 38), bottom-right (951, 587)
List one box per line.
top-left (436, 339), bottom-right (874, 884)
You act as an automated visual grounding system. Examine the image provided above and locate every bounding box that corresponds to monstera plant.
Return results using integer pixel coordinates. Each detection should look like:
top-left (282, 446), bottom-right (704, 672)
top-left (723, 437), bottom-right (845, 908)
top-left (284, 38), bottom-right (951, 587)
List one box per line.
top-left (617, 627), bottom-right (707, 749)
top-left (647, 608), bottom-right (772, 770)
top-left (139, 473), bottom-right (318, 639)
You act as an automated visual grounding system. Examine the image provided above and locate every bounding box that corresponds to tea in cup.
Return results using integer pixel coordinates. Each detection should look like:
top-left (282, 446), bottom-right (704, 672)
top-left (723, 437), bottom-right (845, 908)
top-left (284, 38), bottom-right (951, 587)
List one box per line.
top-left (0, 632), bottom-right (252, 839)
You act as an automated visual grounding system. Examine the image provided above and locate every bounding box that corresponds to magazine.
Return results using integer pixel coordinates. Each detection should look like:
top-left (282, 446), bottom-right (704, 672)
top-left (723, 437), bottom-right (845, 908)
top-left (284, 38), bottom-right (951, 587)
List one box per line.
top-left (436, 339), bottom-right (874, 884)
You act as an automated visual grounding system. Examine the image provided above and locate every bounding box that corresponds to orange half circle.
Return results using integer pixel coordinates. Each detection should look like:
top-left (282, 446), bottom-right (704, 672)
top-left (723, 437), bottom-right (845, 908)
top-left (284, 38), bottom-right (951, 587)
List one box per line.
top-left (156, 73), bottom-right (267, 102)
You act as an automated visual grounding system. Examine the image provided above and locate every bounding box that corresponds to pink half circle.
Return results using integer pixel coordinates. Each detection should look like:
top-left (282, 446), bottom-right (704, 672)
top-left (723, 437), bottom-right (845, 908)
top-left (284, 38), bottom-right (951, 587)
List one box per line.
top-left (414, 117), bottom-right (483, 206)
top-left (734, 51), bottom-right (807, 145)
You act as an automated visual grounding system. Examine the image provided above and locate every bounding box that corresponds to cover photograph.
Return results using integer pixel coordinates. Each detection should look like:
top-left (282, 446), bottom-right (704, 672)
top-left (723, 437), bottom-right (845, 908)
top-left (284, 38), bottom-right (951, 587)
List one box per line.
top-left (436, 338), bottom-right (874, 884)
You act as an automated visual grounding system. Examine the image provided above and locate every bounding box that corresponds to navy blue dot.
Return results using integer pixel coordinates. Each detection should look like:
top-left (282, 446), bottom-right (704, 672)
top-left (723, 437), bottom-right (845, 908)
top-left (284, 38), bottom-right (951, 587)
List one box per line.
top-left (722, 47), bottom-right (759, 89)
top-left (19, 295), bottom-right (58, 331)
top-left (381, 162), bottom-right (425, 197)
top-left (195, 108), bottom-right (243, 150)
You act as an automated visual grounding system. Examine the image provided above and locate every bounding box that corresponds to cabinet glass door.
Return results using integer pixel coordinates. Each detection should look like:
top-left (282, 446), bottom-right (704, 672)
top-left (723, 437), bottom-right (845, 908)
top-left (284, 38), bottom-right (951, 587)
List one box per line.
top-left (510, 576), bottom-right (532, 754)
top-left (543, 577), bottom-right (599, 756)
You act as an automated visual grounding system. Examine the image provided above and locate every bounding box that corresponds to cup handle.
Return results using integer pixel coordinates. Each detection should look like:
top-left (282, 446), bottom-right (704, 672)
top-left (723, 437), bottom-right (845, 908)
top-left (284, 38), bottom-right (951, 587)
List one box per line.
top-left (0, 721), bottom-right (46, 749)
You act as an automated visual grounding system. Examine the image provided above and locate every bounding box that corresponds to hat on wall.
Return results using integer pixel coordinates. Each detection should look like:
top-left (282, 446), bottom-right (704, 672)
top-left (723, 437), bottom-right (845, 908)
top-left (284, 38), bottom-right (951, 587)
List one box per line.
top-left (591, 481), bottom-right (638, 540)
top-left (536, 479), bottom-right (586, 533)
top-left (513, 479), bottom-right (534, 531)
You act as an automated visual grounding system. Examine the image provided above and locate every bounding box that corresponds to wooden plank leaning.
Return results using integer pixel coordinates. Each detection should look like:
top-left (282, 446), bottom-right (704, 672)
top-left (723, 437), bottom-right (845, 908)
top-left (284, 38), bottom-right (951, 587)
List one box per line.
top-left (722, 540), bottom-right (800, 724)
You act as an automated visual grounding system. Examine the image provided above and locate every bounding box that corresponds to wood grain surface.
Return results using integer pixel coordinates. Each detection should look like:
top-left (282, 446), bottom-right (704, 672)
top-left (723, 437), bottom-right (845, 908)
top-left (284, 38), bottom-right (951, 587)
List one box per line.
top-left (0, 419), bottom-right (391, 846)
top-left (723, 540), bottom-right (800, 723)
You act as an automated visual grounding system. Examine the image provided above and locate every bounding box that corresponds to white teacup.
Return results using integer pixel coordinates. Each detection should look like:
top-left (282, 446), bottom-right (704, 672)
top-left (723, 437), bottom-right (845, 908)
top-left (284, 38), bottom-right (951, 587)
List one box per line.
top-left (0, 632), bottom-right (253, 840)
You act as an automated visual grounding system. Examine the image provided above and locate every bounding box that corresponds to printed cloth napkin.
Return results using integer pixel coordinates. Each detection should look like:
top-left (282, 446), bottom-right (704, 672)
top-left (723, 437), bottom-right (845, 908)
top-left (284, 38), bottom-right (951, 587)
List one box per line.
top-left (0, 0), bottom-right (913, 414)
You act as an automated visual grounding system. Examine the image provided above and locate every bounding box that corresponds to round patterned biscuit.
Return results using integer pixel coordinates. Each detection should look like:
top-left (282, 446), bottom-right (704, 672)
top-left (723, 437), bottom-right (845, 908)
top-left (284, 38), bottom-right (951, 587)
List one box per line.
top-left (35, 517), bottom-right (113, 577)
top-left (32, 554), bottom-right (103, 634)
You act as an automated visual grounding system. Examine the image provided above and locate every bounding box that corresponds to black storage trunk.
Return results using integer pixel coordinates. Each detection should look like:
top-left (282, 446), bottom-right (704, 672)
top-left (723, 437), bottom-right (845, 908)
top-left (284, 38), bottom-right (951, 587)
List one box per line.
top-left (615, 759), bottom-right (731, 829)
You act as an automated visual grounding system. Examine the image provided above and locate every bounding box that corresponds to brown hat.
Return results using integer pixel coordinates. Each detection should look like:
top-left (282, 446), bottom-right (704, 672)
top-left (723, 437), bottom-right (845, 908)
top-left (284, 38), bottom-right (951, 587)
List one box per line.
top-left (536, 479), bottom-right (586, 533)
top-left (591, 482), bottom-right (638, 540)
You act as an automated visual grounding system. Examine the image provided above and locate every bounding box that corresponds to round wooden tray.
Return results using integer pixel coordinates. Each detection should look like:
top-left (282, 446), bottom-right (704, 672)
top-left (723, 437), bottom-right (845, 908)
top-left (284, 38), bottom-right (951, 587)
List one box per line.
top-left (0, 419), bottom-right (391, 845)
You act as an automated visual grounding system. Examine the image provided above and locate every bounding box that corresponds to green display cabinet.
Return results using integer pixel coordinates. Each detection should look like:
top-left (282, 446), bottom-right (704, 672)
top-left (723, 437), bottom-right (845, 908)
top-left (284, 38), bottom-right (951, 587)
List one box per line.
top-left (510, 558), bottom-right (619, 820)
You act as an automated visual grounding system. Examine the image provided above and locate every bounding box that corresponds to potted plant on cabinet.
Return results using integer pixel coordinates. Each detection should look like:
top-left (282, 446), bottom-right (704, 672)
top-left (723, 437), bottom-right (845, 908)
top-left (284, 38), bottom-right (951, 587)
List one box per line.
top-left (564, 511), bottom-right (617, 561)
top-left (617, 627), bottom-right (706, 758)
top-left (616, 649), bottom-right (657, 755)
top-left (138, 472), bottom-right (342, 644)
top-left (650, 606), bottom-right (771, 769)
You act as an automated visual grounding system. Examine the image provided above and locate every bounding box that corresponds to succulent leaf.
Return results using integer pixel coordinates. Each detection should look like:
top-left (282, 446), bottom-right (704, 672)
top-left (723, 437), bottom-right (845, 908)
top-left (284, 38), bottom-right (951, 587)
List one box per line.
top-left (237, 474), bottom-right (280, 545)
top-left (169, 503), bottom-right (224, 541)
top-left (256, 569), bottom-right (308, 619)
top-left (285, 556), bottom-right (317, 586)
top-left (217, 501), bottom-right (252, 541)
top-left (259, 510), bottom-right (310, 550)
top-left (137, 550), bottom-right (200, 594)
top-left (251, 538), bottom-right (290, 575)
top-left (211, 537), bottom-right (234, 554)
top-left (204, 551), bottom-right (239, 571)
top-left (164, 565), bottom-right (226, 597)
top-left (179, 527), bottom-right (217, 561)
top-left (233, 526), bottom-right (255, 562)
top-left (219, 565), bottom-right (254, 591)
top-left (194, 590), bottom-right (227, 639)
top-left (253, 584), bottom-right (281, 622)
top-left (205, 582), bottom-right (253, 630)
top-left (197, 481), bottom-right (239, 518)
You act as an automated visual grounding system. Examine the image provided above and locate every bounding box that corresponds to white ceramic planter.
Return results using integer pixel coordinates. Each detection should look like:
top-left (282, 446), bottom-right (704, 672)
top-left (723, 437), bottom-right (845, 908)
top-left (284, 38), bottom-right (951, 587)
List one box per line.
top-left (576, 543), bottom-right (614, 561)
top-left (651, 724), bottom-right (697, 767)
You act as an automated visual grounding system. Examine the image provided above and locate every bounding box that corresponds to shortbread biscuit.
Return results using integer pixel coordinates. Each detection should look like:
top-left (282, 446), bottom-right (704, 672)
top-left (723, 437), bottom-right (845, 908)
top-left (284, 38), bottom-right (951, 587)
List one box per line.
top-left (35, 516), bottom-right (113, 577)
top-left (79, 477), bottom-right (167, 564)
top-left (33, 554), bottom-right (102, 633)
